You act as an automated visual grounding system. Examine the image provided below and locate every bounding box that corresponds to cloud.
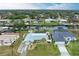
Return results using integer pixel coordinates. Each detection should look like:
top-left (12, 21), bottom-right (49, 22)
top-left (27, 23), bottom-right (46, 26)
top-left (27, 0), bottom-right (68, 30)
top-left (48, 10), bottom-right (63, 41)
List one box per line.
top-left (0, 3), bottom-right (79, 10)
top-left (47, 4), bottom-right (69, 10)
top-left (47, 3), bottom-right (79, 10)
top-left (0, 3), bottom-right (40, 9)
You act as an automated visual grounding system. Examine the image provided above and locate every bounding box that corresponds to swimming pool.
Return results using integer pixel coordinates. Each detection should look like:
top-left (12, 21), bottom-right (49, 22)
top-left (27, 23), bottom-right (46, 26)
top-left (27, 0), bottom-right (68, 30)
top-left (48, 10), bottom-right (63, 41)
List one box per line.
top-left (23, 33), bottom-right (49, 42)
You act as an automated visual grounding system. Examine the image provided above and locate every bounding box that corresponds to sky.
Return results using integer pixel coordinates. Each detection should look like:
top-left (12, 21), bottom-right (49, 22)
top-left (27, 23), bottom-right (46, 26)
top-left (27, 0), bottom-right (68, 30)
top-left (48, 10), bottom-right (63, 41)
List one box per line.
top-left (0, 3), bottom-right (79, 10)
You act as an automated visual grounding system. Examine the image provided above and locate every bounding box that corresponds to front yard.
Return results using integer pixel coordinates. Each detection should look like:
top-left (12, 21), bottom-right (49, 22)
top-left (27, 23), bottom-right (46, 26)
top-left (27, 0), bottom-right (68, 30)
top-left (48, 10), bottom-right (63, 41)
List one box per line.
top-left (27, 29), bottom-right (59, 56)
top-left (27, 42), bottom-right (60, 56)
top-left (66, 41), bottom-right (79, 56)
top-left (66, 29), bottom-right (79, 56)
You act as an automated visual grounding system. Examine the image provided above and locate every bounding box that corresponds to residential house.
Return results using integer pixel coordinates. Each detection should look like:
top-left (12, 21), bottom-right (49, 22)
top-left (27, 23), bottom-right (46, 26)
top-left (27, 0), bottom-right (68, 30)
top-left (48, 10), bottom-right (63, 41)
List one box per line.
top-left (0, 19), bottom-right (11, 25)
top-left (45, 18), bottom-right (58, 23)
top-left (58, 18), bottom-right (67, 24)
top-left (52, 26), bottom-right (76, 45)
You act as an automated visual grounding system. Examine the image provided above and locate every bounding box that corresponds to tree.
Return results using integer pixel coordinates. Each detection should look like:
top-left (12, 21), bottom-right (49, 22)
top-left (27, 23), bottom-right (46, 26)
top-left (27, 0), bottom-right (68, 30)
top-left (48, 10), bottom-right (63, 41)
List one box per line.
top-left (11, 19), bottom-right (25, 32)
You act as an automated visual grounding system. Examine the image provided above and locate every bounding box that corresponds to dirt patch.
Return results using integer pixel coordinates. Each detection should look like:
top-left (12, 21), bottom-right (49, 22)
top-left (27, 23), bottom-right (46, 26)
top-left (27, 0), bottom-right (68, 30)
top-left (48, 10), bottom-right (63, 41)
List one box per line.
top-left (28, 40), bottom-right (47, 50)
top-left (0, 33), bottom-right (19, 46)
top-left (28, 43), bottom-right (37, 50)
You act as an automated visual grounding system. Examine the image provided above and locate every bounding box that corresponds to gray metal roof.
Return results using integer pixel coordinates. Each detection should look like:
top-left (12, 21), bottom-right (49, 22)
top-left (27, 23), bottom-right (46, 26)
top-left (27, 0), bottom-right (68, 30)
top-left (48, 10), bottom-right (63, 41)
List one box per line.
top-left (52, 27), bottom-right (75, 42)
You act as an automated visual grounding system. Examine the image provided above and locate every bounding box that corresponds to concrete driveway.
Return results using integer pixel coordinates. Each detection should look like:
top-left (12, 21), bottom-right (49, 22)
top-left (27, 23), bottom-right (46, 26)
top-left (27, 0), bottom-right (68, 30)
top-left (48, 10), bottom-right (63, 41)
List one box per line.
top-left (17, 41), bottom-right (30, 56)
top-left (57, 44), bottom-right (70, 56)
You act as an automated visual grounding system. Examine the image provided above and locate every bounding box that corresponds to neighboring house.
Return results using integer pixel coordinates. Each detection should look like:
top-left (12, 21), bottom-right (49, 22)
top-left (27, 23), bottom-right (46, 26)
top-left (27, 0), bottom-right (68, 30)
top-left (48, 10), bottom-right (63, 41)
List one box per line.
top-left (0, 27), bottom-right (9, 32)
top-left (0, 19), bottom-right (13, 32)
top-left (74, 14), bottom-right (79, 19)
top-left (45, 18), bottom-right (52, 23)
top-left (23, 18), bottom-right (46, 24)
top-left (23, 18), bottom-right (36, 22)
top-left (0, 19), bottom-right (11, 25)
top-left (72, 14), bottom-right (79, 23)
top-left (45, 18), bottom-right (57, 23)
top-left (58, 19), bottom-right (67, 24)
top-left (52, 26), bottom-right (76, 45)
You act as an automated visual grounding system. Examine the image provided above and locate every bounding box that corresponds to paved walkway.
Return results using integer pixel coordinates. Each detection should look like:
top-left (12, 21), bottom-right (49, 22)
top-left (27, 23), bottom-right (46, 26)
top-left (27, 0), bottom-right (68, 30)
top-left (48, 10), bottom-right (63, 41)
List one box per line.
top-left (57, 44), bottom-right (70, 56)
top-left (17, 41), bottom-right (30, 56)
top-left (19, 45), bottom-right (28, 56)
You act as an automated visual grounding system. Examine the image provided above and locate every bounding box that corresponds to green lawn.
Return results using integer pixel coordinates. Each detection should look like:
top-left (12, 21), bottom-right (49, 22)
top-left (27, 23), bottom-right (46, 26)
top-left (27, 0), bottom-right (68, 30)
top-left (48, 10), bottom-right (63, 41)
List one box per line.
top-left (27, 43), bottom-right (60, 56)
top-left (26, 21), bottom-right (59, 26)
top-left (66, 41), bottom-right (79, 56)
top-left (34, 29), bottom-right (53, 34)
top-left (66, 30), bottom-right (79, 56)
top-left (0, 31), bottom-right (27, 56)
top-left (38, 21), bottom-right (59, 25)
top-left (27, 29), bottom-right (59, 56)
top-left (0, 38), bottom-right (22, 56)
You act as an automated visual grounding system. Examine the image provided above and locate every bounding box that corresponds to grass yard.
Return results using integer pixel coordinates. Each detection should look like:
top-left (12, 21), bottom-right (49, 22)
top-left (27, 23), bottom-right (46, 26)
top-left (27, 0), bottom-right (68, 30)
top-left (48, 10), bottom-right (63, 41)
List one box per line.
top-left (28, 21), bottom-right (59, 26)
top-left (0, 38), bottom-right (22, 56)
top-left (38, 21), bottom-right (59, 26)
top-left (27, 43), bottom-right (60, 56)
top-left (0, 31), bottom-right (27, 56)
top-left (66, 29), bottom-right (79, 56)
top-left (66, 41), bottom-right (79, 56)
